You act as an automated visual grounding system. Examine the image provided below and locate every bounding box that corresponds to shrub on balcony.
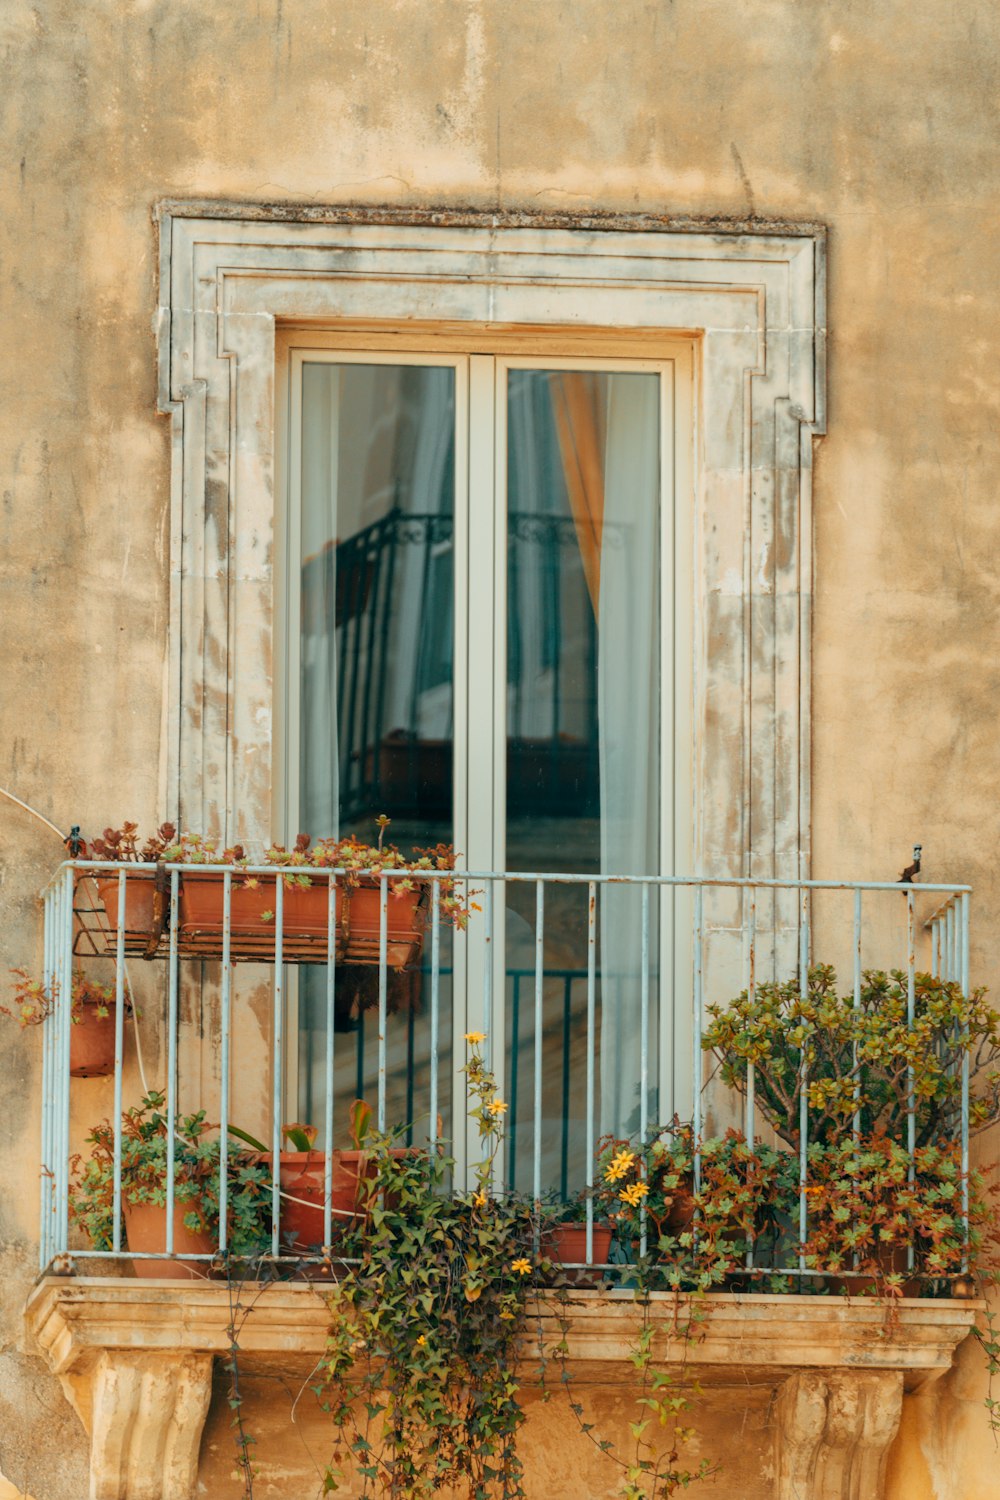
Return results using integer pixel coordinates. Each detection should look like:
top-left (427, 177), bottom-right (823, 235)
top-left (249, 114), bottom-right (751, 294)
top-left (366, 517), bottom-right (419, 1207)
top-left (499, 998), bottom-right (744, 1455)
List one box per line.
top-left (69, 1090), bottom-right (272, 1263)
top-left (702, 963), bottom-right (1000, 1148)
top-left (800, 1130), bottom-right (999, 1294)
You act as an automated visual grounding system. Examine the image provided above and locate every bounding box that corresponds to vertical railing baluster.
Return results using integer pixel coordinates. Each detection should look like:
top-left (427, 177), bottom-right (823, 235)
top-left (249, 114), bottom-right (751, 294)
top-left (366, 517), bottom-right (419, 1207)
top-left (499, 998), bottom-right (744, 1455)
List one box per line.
top-left (560, 976), bottom-right (571, 1202)
top-left (906, 890), bottom-right (917, 1273)
top-left (960, 891), bottom-right (971, 1268)
top-left (40, 884), bottom-right (54, 1268)
top-left (853, 889), bottom-right (862, 1145)
top-left (166, 868), bottom-right (180, 1258)
top-left (745, 887), bottom-right (756, 1272)
top-left (217, 869), bottom-right (231, 1257)
top-left (508, 974), bottom-right (520, 1192)
top-left (405, 987), bottom-right (416, 1148)
top-left (429, 881), bottom-right (441, 1155)
top-left (639, 883), bottom-right (650, 1260)
top-left (59, 869), bottom-right (74, 1257)
top-left (533, 882), bottom-right (544, 1227)
top-left (111, 868), bottom-right (127, 1256)
top-left (377, 874), bottom-right (388, 1134)
top-left (586, 881), bottom-right (597, 1265)
top-left (323, 873), bottom-right (337, 1251)
top-left (692, 886), bottom-right (704, 1197)
top-left (54, 870), bottom-right (72, 1258)
top-left (271, 875), bottom-right (285, 1258)
top-left (798, 888), bottom-right (809, 1277)
top-left (484, 881), bottom-right (495, 1076)
top-left (931, 912), bottom-right (940, 980)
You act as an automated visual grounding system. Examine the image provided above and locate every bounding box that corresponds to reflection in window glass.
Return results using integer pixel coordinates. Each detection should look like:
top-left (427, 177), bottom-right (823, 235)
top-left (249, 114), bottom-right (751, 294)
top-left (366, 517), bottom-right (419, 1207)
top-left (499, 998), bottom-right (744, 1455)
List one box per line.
top-left (297, 362), bottom-right (456, 1147)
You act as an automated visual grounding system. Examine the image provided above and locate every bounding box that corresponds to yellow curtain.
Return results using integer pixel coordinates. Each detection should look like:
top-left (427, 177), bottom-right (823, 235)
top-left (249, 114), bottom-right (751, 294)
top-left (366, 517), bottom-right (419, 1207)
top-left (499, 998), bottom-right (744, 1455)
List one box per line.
top-left (550, 373), bottom-right (606, 619)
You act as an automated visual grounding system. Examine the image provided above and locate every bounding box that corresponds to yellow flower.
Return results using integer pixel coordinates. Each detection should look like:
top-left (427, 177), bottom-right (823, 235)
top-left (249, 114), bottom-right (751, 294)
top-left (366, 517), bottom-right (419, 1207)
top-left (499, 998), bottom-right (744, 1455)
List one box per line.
top-left (487, 1096), bottom-right (507, 1116)
top-left (464, 1031), bottom-right (486, 1044)
top-left (416, 1334), bottom-right (426, 1346)
top-left (511, 1257), bottom-right (532, 1276)
top-left (619, 1181), bottom-right (649, 1207)
top-left (499, 1308), bottom-right (515, 1320)
top-left (604, 1149), bottom-right (636, 1183)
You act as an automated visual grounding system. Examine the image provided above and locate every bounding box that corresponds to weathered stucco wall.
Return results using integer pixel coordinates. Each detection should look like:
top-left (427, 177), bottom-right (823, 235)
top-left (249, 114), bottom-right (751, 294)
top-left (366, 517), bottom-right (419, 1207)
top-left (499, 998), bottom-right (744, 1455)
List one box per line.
top-left (2, 1), bottom-right (1000, 1496)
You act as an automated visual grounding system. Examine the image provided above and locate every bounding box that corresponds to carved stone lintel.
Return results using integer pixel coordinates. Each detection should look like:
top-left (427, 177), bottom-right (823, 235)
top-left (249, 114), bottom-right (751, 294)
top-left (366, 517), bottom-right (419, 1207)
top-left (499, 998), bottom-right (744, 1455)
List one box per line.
top-left (60, 1350), bottom-right (213, 1500)
top-left (775, 1370), bottom-right (904, 1500)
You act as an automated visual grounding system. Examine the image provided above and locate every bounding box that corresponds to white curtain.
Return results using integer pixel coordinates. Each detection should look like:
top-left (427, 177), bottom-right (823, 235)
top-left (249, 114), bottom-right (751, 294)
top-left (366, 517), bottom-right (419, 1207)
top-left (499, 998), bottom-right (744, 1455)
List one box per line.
top-left (598, 375), bottom-right (660, 1138)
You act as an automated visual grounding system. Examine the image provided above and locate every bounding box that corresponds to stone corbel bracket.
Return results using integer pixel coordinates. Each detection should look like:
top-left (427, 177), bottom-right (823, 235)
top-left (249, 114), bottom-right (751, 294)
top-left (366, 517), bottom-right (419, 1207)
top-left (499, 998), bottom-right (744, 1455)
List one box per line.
top-left (775, 1370), bottom-right (904, 1500)
top-left (27, 1279), bottom-right (979, 1500)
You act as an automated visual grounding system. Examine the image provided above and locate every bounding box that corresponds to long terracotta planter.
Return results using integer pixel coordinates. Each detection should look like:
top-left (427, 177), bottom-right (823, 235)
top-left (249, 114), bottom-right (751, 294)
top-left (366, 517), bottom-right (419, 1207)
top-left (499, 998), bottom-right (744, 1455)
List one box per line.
top-left (95, 867), bottom-right (429, 966)
top-left (69, 997), bottom-right (120, 1078)
top-left (341, 881), bottom-right (426, 967)
top-left (179, 872), bottom-right (342, 960)
top-left (122, 1200), bottom-right (217, 1281)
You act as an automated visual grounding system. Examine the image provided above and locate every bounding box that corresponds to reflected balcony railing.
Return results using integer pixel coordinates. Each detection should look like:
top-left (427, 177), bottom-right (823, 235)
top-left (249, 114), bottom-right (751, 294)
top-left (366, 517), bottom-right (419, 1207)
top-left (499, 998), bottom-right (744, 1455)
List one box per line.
top-left (38, 861), bottom-right (973, 1278)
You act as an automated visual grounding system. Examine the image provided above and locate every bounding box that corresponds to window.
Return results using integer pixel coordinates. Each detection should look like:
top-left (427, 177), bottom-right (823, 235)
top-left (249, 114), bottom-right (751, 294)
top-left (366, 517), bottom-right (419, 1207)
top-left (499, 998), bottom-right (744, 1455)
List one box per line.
top-left (278, 333), bottom-right (694, 1190)
top-left (159, 211), bottom-right (822, 1182)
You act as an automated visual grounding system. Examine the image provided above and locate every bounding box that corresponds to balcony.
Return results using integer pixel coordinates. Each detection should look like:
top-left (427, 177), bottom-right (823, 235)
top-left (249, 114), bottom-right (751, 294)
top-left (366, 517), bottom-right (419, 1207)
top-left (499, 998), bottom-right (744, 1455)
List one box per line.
top-left (25, 859), bottom-right (985, 1500)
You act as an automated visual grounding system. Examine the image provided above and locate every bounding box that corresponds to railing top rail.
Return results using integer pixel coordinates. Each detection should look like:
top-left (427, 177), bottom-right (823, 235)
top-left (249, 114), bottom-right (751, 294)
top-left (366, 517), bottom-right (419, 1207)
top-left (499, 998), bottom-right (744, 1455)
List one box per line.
top-left (44, 858), bottom-right (973, 899)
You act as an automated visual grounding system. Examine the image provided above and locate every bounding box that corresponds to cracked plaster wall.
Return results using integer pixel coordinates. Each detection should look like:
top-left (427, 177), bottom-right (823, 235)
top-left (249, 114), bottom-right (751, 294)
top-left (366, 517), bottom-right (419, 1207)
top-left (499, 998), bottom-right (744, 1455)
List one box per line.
top-left (1, 1), bottom-right (999, 1495)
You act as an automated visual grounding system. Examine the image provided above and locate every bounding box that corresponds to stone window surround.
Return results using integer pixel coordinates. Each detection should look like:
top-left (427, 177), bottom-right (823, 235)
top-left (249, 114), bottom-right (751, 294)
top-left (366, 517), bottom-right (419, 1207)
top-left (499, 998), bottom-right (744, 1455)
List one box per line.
top-left (155, 202), bottom-right (826, 884)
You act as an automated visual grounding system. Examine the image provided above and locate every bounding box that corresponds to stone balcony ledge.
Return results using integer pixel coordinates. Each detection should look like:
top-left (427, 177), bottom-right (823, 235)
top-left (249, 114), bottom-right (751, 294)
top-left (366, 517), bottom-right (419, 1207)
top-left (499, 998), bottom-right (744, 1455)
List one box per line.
top-left (25, 1277), bottom-right (983, 1500)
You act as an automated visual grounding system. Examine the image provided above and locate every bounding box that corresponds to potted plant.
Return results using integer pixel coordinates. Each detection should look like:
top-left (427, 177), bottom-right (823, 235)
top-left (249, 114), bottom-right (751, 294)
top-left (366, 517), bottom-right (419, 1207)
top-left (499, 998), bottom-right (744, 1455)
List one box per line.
top-left (84, 818), bottom-right (467, 967)
top-left (539, 1194), bottom-right (614, 1285)
top-left (230, 1099), bottom-right (389, 1256)
top-left (70, 1091), bottom-right (272, 1280)
top-left (801, 1129), bottom-right (1000, 1297)
top-left (701, 963), bottom-right (1000, 1299)
top-left (3, 966), bottom-right (130, 1078)
top-left (85, 822), bottom-right (178, 954)
top-left (594, 1123), bottom-right (798, 1287)
top-left (163, 831), bottom-right (340, 961)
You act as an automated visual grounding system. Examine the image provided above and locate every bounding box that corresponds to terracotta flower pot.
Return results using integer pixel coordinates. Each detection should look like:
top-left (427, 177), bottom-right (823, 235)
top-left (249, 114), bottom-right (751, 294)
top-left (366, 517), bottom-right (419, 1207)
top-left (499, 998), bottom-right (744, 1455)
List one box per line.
top-left (69, 997), bottom-right (119, 1078)
top-left (179, 872), bottom-right (342, 961)
top-left (274, 1146), bottom-right (418, 1254)
top-left (340, 880), bottom-right (427, 968)
top-left (122, 1200), bottom-right (217, 1281)
top-left (274, 1148), bottom-right (373, 1253)
top-left (543, 1222), bottom-right (614, 1269)
top-left (541, 1223), bottom-right (615, 1287)
top-left (95, 873), bottom-right (163, 954)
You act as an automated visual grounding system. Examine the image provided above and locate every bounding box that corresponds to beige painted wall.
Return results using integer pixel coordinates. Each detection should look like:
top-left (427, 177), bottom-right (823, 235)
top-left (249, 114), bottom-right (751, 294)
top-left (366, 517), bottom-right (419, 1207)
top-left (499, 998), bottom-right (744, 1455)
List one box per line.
top-left (2, 1), bottom-right (999, 1495)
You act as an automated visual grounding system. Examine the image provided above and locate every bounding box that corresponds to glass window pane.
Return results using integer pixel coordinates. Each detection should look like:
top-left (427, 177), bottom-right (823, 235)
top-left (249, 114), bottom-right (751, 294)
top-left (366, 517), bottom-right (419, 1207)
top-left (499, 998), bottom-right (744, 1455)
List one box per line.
top-left (503, 369), bottom-right (661, 1195)
top-left (297, 361), bottom-right (456, 1149)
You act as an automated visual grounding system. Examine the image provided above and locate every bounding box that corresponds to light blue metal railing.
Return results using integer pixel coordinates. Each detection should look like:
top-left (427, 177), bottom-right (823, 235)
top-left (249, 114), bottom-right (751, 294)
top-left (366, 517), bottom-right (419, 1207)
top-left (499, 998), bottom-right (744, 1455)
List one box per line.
top-left (38, 861), bottom-right (973, 1276)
